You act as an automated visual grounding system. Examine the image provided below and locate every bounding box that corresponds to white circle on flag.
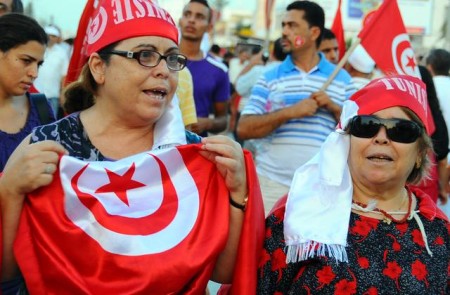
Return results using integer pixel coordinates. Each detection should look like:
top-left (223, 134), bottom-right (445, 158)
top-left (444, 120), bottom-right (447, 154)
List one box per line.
top-left (87, 7), bottom-right (108, 45)
top-left (392, 34), bottom-right (420, 77)
top-left (60, 149), bottom-right (200, 256)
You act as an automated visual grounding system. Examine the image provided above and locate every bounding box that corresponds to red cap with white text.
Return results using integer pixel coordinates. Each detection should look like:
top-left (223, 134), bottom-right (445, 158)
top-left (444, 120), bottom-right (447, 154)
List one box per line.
top-left (86, 0), bottom-right (178, 56)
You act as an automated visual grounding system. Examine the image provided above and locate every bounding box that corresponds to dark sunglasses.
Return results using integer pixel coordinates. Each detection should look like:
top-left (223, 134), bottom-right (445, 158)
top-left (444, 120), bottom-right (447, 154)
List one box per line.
top-left (347, 115), bottom-right (423, 144)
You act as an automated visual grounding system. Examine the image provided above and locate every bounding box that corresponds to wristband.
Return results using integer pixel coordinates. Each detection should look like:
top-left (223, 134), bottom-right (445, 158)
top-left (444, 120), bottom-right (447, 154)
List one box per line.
top-left (229, 195), bottom-right (248, 212)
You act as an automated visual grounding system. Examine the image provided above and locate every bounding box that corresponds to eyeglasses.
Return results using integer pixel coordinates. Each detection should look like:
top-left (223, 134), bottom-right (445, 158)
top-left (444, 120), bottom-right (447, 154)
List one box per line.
top-left (347, 115), bottom-right (423, 144)
top-left (103, 50), bottom-right (187, 71)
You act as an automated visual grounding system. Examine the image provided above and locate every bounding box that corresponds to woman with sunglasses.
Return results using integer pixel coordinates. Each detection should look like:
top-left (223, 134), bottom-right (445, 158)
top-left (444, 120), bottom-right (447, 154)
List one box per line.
top-left (258, 75), bottom-right (449, 294)
top-left (0, 0), bottom-right (263, 294)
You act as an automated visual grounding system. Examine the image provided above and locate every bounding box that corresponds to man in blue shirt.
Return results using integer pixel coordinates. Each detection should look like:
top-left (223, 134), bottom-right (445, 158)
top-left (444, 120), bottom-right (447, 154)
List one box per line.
top-left (237, 0), bottom-right (355, 215)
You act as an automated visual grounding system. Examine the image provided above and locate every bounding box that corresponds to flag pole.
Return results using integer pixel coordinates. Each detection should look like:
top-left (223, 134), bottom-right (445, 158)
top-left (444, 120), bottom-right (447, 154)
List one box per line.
top-left (320, 38), bottom-right (361, 91)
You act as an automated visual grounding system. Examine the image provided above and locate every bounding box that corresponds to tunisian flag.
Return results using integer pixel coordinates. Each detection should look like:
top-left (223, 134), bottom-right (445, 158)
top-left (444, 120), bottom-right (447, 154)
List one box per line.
top-left (12, 144), bottom-right (264, 294)
top-left (357, 0), bottom-right (420, 77)
top-left (64, 0), bottom-right (97, 85)
top-left (331, 0), bottom-right (345, 61)
top-left (265, 0), bottom-right (275, 30)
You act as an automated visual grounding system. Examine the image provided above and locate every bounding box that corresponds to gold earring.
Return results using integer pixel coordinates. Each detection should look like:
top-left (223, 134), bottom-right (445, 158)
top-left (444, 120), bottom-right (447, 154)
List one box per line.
top-left (415, 161), bottom-right (421, 169)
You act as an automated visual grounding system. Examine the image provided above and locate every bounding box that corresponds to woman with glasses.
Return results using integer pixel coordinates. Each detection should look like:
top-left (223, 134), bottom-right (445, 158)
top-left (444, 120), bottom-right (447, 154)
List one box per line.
top-left (258, 75), bottom-right (449, 294)
top-left (0, 0), bottom-right (263, 293)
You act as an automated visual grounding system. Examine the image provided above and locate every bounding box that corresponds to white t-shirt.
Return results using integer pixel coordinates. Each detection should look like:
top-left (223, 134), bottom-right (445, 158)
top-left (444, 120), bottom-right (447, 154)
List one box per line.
top-left (433, 76), bottom-right (450, 152)
top-left (34, 44), bottom-right (69, 98)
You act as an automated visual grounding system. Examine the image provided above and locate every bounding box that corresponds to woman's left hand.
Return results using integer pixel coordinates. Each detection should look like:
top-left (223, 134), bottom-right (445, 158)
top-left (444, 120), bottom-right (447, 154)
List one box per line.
top-left (199, 135), bottom-right (247, 200)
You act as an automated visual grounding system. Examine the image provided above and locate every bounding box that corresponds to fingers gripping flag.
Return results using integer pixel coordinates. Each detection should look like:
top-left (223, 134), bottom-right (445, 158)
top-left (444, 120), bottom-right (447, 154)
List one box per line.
top-left (12, 144), bottom-right (264, 294)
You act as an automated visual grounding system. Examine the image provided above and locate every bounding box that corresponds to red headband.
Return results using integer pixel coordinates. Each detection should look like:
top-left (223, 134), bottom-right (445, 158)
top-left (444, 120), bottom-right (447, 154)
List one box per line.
top-left (86, 0), bottom-right (178, 56)
top-left (349, 75), bottom-right (434, 135)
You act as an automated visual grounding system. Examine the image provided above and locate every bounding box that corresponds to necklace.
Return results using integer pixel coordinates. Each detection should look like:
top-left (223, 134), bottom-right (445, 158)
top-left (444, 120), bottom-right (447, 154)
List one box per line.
top-left (351, 189), bottom-right (413, 224)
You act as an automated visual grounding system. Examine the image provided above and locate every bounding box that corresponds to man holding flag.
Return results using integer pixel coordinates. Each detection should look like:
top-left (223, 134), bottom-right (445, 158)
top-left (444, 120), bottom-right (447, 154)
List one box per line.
top-left (237, 0), bottom-right (355, 215)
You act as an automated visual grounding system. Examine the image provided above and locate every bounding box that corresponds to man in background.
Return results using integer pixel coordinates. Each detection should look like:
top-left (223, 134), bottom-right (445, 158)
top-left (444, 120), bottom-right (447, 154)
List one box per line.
top-left (209, 44), bottom-right (223, 62)
top-left (233, 39), bottom-right (286, 146)
top-left (426, 48), bottom-right (450, 151)
top-left (34, 25), bottom-right (69, 116)
top-left (345, 45), bottom-right (375, 90)
top-left (319, 28), bottom-right (339, 64)
top-left (237, 1), bottom-right (355, 215)
top-left (179, 0), bottom-right (230, 137)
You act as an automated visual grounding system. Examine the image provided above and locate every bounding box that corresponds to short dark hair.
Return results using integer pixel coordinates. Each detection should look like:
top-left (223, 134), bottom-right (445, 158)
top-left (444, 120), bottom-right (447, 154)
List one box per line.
top-left (210, 44), bottom-right (221, 54)
top-left (322, 28), bottom-right (336, 41)
top-left (426, 49), bottom-right (450, 76)
top-left (286, 1), bottom-right (325, 48)
top-left (11, 0), bottom-right (24, 13)
top-left (272, 38), bottom-right (287, 61)
top-left (188, 0), bottom-right (211, 22)
top-left (0, 13), bottom-right (47, 52)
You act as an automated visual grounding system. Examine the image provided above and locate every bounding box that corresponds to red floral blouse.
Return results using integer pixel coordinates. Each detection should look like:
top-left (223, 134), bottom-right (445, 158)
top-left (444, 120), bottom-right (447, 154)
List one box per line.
top-left (258, 189), bottom-right (449, 294)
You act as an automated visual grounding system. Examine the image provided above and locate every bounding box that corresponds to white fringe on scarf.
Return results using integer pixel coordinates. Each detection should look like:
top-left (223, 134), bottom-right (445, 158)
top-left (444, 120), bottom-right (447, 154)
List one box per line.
top-left (286, 242), bottom-right (348, 263)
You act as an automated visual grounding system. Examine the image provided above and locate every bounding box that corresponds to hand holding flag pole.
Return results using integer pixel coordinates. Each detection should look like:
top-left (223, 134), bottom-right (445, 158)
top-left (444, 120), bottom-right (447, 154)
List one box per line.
top-left (320, 39), bottom-right (360, 91)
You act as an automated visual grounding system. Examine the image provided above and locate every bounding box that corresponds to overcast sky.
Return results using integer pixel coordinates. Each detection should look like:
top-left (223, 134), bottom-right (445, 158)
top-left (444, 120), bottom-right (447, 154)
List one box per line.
top-left (22, 0), bottom-right (257, 38)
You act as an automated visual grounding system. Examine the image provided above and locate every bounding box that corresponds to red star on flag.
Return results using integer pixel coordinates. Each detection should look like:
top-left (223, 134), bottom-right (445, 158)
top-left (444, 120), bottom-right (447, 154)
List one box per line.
top-left (406, 55), bottom-right (417, 71)
top-left (95, 163), bottom-right (146, 206)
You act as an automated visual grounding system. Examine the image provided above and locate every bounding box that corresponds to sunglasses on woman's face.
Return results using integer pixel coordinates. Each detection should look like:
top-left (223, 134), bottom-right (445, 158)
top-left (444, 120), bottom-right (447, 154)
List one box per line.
top-left (347, 115), bottom-right (423, 144)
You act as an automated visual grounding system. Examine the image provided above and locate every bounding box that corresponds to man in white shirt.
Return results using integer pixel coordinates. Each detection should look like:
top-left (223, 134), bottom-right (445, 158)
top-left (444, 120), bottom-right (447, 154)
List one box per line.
top-left (426, 49), bottom-right (450, 150)
top-left (345, 45), bottom-right (375, 90)
top-left (34, 25), bottom-right (69, 116)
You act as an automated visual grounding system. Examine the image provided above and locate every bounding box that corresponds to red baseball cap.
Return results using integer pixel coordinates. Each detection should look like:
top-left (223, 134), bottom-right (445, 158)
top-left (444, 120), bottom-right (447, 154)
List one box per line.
top-left (86, 0), bottom-right (178, 56)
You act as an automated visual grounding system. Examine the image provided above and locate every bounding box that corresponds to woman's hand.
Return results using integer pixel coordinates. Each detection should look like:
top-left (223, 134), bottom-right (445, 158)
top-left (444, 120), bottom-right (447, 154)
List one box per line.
top-left (200, 135), bottom-right (248, 283)
top-left (0, 136), bottom-right (67, 281)
top-left (0, 138), bottom-right (67, 200)
top-left (199, 135), bottom-right (247, 200)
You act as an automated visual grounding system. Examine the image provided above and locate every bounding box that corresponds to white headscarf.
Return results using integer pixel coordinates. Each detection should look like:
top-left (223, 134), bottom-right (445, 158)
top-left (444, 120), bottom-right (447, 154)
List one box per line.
top-left (284, 75), bottom-right (432, 263)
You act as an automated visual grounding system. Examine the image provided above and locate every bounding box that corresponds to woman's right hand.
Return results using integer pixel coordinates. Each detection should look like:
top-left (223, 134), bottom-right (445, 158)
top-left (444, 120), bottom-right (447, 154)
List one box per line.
top-left (0, 137), bottom-right (67, 201)
top-left (0, 136), bottom-right (67, 281)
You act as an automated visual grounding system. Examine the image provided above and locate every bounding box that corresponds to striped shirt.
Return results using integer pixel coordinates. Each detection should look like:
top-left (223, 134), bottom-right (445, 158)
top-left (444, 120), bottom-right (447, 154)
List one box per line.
top-left (242, 53), bottom-right (356, 186)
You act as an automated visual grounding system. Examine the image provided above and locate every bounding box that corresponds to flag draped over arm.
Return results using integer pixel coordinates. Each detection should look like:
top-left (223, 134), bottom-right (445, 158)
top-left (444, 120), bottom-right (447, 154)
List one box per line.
top-left (357, 0), bottom-right (420, 77)
top-left (331, 0), bottom-right (345, 61)
top-left (11, 145), bottom-right (265, 294)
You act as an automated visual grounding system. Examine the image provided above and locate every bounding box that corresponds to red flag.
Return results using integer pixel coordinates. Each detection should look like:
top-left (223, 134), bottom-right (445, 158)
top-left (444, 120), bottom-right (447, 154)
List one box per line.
top-left (331, 0), bottom-right (345, 61)
top-left (13, 145), bottom-right (265, 294)
top-left (357, 0), bottom-right (420, 77)
top-left (219, 148), bottom-right (265, 294)
top-left (265, 0), bottom-right (275, 30)
top-left (64, 0), bottom-right (97, 85)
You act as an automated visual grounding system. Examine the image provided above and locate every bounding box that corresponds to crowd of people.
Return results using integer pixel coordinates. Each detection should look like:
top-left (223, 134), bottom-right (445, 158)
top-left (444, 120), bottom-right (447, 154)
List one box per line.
top-left (0, 0), bottom-right (448, 294)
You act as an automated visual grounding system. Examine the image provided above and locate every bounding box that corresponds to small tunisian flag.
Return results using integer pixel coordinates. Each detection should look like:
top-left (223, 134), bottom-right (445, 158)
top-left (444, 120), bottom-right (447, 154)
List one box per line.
top-left (64, 0), bottom-right (97, 85)
top-left (13, 144), bottom-right (264, 294)
top-left (357, 0), bottom-right (420, 77)
top-left (265, 0), bottom-right (275, 30)
top-left (331, 0), bottom-right (345, 61)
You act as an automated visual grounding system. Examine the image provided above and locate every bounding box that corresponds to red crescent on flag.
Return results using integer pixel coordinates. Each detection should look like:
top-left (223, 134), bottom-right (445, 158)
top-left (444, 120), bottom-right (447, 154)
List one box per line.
top-left (392, 34), bottom-right (420, 77)
top-left (70, 156), bottom-right (178, 235)
top-left (61, 149), bottom-right (200, 255)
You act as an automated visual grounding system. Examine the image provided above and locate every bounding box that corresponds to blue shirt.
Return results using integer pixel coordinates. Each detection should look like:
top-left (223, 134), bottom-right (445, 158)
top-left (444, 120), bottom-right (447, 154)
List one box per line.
top-left (241, 53), bottom-right (356, 186)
